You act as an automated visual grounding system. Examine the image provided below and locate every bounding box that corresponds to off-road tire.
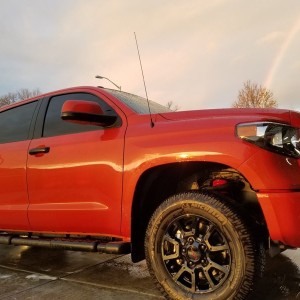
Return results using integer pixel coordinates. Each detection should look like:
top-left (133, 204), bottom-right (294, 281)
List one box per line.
top-left (145, 192), bottom-right (264, 300)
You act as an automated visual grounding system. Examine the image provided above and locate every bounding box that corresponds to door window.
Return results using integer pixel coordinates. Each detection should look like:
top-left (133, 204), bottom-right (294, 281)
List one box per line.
top-left (43, 93), bottom-right (119, 137)
top-left (0, 101), bottom-right (38, 143)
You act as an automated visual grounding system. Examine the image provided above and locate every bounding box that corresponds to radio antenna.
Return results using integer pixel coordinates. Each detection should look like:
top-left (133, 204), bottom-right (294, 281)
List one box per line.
top-left (134, 32), bottom-right (154, 128)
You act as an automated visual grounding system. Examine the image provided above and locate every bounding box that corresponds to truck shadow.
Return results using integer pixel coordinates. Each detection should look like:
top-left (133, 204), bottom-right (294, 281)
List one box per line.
top-left (252, 251), bottom-right (300, 299)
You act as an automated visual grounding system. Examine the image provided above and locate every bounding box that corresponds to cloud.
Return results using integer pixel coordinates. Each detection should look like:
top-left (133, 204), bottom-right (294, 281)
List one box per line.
top-left (1, 0), bottom-right (300, 110)
top-left (257, 31), bottom-right (285, 45)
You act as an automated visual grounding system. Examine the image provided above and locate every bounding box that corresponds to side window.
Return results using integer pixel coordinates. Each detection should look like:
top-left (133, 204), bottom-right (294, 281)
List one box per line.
top-left (0, 101), bottom-right (38, 143)
top-left (43, 93), bottom-right (119, 137)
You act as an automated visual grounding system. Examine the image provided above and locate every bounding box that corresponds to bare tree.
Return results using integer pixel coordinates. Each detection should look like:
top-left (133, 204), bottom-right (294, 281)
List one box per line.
top-left (166, 101), bottom-right (180, 111)
top-left (0, 93), bottom-right (17, 107)
top-left (0, 88), bottom-right (41, 108)
top-left (17, 88), bottom-right (41, 101)
top-left (232, 81), bottom-right (278, 108)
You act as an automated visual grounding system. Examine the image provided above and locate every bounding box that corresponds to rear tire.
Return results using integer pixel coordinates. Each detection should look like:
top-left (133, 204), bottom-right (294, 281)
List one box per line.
top-left (145, 192), bottom-right (264, 300)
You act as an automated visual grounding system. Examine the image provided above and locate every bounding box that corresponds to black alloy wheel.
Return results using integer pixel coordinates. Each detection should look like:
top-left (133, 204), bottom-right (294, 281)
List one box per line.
top-left (145, 192), bottom-right (264, 300)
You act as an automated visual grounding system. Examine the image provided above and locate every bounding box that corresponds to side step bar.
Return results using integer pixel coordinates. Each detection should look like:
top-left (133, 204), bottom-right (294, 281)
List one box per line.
top-left (0, 234), bottom-right (131, 254)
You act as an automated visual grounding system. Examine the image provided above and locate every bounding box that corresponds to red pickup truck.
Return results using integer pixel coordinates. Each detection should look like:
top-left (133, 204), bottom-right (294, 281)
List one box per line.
top-left (0, 86), bottom-right (299, 299)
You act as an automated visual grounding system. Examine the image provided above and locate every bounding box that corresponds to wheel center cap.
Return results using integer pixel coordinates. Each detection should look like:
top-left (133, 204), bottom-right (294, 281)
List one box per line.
top-left (187, 245), bottom-right (201, 262)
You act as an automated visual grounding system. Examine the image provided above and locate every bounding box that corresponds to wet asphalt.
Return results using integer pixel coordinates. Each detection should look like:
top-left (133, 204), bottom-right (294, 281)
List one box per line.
top-left (0, 245), bottom-right (299, 299)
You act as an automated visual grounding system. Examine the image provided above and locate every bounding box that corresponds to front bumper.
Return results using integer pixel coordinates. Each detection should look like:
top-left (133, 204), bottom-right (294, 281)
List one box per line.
top-left (257, 191), bottom-right (300, 248)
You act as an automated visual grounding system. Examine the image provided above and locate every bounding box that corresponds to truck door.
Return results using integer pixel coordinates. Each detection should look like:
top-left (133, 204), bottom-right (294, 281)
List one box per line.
top-left (0, 101), bottom-right (39, 230)
top-left (27, 92), bottom-right (126, 236)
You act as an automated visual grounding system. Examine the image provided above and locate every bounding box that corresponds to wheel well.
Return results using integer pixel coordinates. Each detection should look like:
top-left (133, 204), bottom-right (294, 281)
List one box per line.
top-left (131, 162), bottom-right (268, 262)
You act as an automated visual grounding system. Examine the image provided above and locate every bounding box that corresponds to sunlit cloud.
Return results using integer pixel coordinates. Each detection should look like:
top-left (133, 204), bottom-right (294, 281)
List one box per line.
top-left (257, 31), bottom-right (285, 45)
top-left (1, 0), bottom-right (300, 110)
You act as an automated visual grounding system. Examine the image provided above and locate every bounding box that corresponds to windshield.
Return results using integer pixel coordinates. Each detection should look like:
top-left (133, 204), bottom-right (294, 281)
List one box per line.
top-left (105, 89), bottom-right (172, 114)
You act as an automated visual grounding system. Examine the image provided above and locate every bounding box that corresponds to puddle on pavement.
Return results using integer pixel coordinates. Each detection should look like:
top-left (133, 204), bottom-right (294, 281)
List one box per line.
top-left (0, 245), bottom-right (299, 299)
top-left (0, 244), bottom-right (118, 277)
top-left (64, 254), bottom-right (161, 297)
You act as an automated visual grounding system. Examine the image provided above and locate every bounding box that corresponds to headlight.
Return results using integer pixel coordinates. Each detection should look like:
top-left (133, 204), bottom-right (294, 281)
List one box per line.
top-left (236, 122), bottom-right (300, 158)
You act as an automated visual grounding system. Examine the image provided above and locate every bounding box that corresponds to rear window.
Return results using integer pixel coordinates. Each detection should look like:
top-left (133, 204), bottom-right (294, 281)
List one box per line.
top-left (0, 101), bottom-right (38, 143)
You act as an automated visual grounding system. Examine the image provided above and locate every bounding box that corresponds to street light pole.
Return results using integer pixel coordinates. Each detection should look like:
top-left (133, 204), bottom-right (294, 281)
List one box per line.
top-left (95, 75), bottom-right (121, 91)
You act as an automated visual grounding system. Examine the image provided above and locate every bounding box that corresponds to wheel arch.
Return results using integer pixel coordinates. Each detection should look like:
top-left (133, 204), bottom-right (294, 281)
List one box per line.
top-left (131, 161), bottom-right (269, 262)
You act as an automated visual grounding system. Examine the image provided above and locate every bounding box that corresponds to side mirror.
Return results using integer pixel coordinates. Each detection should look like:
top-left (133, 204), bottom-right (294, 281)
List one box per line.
top-left (61, 100), bottom-right (117, 127)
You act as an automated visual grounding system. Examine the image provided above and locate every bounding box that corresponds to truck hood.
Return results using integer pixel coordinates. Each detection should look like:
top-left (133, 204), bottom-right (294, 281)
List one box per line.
top-left (159, 108), bottom-right (295, 125)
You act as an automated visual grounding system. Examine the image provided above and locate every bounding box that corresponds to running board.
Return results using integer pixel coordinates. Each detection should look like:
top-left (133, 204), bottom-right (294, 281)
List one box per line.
top-left (0, 234), bottom-right (131, 254)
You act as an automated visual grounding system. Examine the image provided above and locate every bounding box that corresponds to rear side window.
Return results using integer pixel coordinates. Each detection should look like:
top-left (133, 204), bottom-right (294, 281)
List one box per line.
top-left (0, 101), bottom-right (38, 143)
top-left (43, 93), bottom-right (119, 137)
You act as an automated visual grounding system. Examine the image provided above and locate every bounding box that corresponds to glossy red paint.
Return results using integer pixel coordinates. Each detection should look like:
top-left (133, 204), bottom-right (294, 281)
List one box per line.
top-left (0, 86), bottom-right (299, 250)
top-left (257, 192), bottom-right (300, 247)
top-left (120, 109), bottom-right (300, 240)
top-left (0, 141), bottom-right (30, 230)
top-left (27, 127), bottom-right (125, 236)
top-left (61, 100), bottom-right (104, 115)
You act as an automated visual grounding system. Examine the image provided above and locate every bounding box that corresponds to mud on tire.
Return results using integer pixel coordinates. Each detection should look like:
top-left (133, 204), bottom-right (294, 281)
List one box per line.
top-left (145, 192), bottom-right (264, 300)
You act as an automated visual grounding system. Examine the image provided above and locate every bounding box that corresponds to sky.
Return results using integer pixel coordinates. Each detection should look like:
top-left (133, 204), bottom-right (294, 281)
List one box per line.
top-left (1, 0), bottom-right (300, 111)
